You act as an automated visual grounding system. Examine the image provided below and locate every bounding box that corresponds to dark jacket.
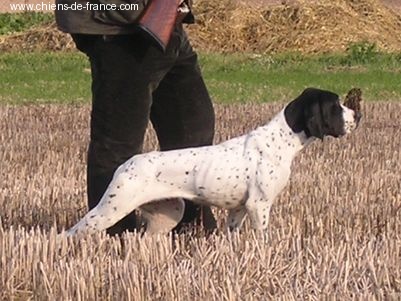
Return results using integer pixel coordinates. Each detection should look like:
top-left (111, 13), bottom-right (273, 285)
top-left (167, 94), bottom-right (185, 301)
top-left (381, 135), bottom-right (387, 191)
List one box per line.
top-left (55, 0), bottom-right (194, 35)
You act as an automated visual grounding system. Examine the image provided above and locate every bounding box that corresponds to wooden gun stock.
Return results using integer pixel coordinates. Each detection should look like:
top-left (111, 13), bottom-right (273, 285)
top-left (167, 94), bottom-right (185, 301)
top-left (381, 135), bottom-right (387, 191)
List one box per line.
top-left (138, 0), bottom-right (182, 51)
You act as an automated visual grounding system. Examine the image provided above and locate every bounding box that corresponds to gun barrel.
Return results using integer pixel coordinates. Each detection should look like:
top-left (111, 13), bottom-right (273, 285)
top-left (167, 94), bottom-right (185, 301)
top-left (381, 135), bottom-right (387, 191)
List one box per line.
top-left (138, 0), bottom-right (182, 51)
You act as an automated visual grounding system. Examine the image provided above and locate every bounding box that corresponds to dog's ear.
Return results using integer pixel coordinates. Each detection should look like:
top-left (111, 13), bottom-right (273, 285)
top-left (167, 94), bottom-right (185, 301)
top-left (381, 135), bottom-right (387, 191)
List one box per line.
top-left (304, 101), bottom-right (325, 140)
top-left (285, 88), bottom-right (341, 139)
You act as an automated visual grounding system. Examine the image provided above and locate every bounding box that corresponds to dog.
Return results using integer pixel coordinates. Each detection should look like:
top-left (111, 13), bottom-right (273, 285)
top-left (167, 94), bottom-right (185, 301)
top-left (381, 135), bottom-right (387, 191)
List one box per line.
top-left (64, 88), bottom-right (361, 237)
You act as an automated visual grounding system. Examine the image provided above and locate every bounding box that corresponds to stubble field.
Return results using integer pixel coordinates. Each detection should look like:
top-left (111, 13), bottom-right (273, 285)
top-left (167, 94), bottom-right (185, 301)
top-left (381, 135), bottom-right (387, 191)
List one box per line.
top-left (0, 101), bottom-right (400, 300)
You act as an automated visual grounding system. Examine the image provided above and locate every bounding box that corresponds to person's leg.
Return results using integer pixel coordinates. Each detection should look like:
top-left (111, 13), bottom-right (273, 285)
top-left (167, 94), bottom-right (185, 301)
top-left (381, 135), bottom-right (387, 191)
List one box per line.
top-left (71, 34), bottom-right (178, 235)
top-left (150, 27), bottom-right (217, 232)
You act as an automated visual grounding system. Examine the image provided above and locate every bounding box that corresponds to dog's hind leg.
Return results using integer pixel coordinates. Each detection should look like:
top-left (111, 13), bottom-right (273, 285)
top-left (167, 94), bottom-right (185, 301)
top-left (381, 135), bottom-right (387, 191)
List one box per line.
top-left (140, 198), bottom-right (185, 234)
top-left (65, 173), bottom-right (153, 236)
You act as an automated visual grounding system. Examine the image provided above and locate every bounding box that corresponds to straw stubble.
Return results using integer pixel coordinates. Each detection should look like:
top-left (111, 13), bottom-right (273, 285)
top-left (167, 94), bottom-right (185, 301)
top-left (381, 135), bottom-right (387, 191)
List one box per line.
top-left (0, 101), bottom-right (400, 299)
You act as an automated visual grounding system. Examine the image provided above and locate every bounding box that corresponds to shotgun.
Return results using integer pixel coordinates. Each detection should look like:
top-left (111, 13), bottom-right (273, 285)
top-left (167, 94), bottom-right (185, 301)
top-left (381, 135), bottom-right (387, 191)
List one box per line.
top-left (138, 0), bottom-right (191, 52)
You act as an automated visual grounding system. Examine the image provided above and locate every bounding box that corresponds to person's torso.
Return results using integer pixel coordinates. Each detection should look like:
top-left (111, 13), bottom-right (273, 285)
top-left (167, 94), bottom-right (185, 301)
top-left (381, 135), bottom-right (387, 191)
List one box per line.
top-left (55, 0), bottom-right (194, 35)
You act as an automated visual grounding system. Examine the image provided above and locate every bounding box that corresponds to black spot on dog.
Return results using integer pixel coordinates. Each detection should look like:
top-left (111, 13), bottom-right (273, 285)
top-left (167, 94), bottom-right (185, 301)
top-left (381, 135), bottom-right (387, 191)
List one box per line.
top-left (109, 194), bottom-right (116, 198)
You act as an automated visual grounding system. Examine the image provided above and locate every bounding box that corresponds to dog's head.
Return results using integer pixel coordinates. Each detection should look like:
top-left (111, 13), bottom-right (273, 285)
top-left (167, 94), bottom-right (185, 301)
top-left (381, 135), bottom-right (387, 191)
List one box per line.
top-left (284, 88), bottom-right (361, 140)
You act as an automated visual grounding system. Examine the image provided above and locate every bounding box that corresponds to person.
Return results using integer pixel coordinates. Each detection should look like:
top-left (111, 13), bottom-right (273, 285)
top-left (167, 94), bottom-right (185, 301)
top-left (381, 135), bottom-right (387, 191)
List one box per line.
top-left (55, 0), bottom-right (217, 235)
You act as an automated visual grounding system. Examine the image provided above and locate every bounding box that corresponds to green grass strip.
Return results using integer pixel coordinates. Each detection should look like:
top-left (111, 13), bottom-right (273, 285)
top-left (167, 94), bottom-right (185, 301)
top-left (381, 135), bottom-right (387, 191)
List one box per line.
top-left (0, 51), bottom-right (400, 104)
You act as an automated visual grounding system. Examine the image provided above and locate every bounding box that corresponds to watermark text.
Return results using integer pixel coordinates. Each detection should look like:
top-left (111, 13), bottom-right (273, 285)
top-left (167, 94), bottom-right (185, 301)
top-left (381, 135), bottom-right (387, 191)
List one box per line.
top-left (9, 2), bottom-right (139, 12)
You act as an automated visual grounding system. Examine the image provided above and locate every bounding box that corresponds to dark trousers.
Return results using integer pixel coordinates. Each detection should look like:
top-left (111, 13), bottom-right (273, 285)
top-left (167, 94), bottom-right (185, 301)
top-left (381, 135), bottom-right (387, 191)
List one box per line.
top-left (72, 26), bottom-right (217, 235)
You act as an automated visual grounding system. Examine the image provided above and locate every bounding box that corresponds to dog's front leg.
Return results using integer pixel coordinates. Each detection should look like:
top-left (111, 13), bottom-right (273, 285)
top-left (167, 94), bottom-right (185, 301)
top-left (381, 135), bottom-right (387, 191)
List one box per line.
top-left (245, 191), bottom-right (273, 242)
top-left (227, 206), bottom-right (247, 231)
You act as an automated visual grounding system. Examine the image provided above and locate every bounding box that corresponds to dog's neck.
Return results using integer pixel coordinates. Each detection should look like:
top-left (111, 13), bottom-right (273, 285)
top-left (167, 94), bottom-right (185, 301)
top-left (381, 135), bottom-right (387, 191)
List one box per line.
top-left (251, 109), bottom-right (313, 164)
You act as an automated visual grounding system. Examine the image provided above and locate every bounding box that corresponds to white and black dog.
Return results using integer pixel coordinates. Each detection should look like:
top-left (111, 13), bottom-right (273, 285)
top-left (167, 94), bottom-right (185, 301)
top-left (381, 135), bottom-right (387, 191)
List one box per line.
top-left (64, 88), bottom-right (361, 236)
